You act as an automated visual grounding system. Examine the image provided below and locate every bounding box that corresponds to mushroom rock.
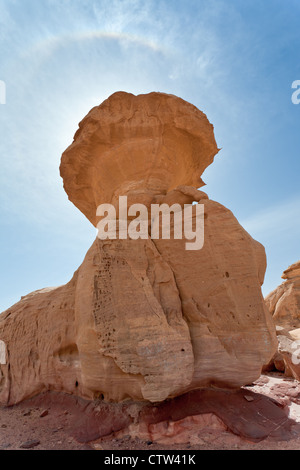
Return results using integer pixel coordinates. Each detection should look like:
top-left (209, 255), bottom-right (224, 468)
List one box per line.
top-left (0, 92), bottom-right (277, 406)
top-left (265, 261), bottom-right (300, 330)
top-left (60, 91), bottom-right (219, 226)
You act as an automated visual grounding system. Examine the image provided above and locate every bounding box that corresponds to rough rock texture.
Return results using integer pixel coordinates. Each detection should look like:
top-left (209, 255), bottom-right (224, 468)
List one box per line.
top-left (264, 325), bottom-right (300, 381)
top-left (276, 328), bottom-right (300, 381)
top-left (266, 261), bottom-right (300, 330)
top-left (0, 279), bottom-right (80, 405)
top-left (265, 262), bottom-right (300, 379)
top-left (60, 91), bottom-right (219, 227)
top-left (0, 92), bottom-right (277, 406)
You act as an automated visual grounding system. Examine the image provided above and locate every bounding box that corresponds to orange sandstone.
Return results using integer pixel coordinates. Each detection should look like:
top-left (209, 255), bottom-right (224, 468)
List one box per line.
top-left (0, 92), bottom-right (276, 405)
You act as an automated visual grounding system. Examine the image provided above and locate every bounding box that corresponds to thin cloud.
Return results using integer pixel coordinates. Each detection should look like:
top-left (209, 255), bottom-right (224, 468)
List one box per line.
top-left (241, 197), bottom-right (300, 239)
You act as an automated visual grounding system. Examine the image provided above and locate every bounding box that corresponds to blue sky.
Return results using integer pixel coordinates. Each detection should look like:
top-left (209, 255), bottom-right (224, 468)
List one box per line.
top-left (0, 0), bottom-right (299, 312)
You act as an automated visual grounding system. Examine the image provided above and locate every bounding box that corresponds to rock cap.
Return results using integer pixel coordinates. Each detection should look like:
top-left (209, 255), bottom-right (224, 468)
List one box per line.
top-left (60, 91), bottom-right (219, 226)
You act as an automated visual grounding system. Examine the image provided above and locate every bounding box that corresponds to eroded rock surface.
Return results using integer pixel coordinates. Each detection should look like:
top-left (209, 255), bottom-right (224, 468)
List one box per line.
top-left (266, 261), bottom-right (300, 330)
top-left (60, 91), bottom-right (219, 226)
top-left (0, 92), bottom-right (276, 405)
top-left (264, 262), bottom-right (300, 379)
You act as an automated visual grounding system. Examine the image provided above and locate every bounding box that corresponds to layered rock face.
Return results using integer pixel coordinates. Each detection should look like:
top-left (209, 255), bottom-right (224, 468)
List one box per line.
top-left (265, 262), bottom-right (300, 379)
top-left (60, 91), bottom-right (218, 226)
top-left (266, 261), bottom-right (300, 330)
top-left (0, 92), bottom-right (277, 406)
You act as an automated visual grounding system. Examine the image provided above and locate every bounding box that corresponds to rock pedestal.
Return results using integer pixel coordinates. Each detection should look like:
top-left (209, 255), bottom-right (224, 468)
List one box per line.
top-left (0, 92), bottom-right (276, 405)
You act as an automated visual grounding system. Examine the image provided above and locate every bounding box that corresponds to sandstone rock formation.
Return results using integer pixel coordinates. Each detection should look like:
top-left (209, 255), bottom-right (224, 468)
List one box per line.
top-left (266, 261), bottom-right (300, 329)
top-left (263, 326), bottom-right (300, 381)
top-left (264, 262), bottom-right (300, 379)
top-left (60, 91), bottom-right (218, 226)
top-left (0, 92), bottom-right (277, 406)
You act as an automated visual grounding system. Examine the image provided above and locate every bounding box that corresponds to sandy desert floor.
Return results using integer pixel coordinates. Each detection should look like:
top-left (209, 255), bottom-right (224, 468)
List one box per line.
top-left (1, 372), bottom-right (300, 451)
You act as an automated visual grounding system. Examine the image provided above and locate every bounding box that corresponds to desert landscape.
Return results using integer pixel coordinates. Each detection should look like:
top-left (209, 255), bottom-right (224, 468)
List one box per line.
top-left (1, 91), bottom-right (300, 451)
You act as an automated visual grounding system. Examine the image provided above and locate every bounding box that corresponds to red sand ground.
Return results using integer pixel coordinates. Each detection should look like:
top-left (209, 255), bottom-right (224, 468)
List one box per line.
top-left (1, 372), bottom-right (300, 450)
